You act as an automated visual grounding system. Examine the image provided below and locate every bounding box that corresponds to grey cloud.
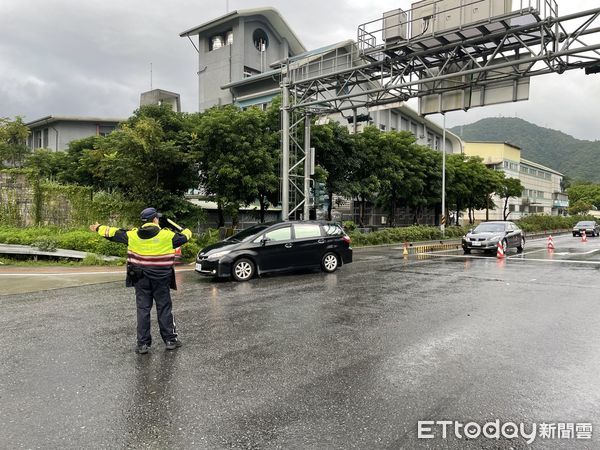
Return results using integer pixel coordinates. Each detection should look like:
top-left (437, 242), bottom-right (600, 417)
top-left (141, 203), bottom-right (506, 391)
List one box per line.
top-left (1, 0), bottom-right (599, 140)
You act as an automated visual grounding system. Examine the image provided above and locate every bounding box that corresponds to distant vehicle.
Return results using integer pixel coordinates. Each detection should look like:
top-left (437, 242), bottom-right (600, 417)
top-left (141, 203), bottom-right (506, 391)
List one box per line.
top-left (462, 221), bottom-right (525, 255)
top-left (195, 221), bottom-right (353, 281)
top-left (572, 221), bottom-right (599, 237)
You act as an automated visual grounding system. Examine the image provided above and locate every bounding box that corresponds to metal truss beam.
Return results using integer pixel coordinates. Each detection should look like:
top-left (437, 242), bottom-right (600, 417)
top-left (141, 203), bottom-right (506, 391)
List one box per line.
top-left (279, 3), bottom-right (600, 219)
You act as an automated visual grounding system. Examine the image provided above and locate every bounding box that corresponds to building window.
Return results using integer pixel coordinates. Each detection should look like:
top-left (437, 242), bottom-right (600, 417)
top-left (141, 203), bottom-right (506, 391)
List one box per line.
top-left (42, 128), bottom-right (49, 148)
top-left (34, 130), bottom-right (42, 149)
top-left (427, 132), bottom-right (433, 148)
top-left (98, 125), bottom-right (115, 137)
top-left (411, 122), bottom-right (417, 136)
top-left (253, 28), bottom-right (269, 52)
top-left (243, 66), bottom-right (260, 78)
top-left (209, 29), bottom-right (233, 51)
top-left (391, 112), bottom-right (399, 130)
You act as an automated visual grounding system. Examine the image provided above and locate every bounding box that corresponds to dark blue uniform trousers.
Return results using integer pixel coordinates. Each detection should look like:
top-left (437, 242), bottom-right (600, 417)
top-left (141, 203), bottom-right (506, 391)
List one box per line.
top-left (134, 276), bottom-right (177, 346)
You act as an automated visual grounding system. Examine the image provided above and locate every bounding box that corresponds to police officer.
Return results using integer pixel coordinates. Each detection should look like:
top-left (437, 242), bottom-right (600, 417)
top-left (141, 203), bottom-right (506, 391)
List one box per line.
top-left (89, 207), bottom-right (192, 354)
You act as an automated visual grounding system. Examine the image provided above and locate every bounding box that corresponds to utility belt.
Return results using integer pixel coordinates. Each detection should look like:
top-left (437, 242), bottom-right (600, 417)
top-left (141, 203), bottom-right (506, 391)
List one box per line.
top-left (127, 264), bottom-right (144, 284)
top-left (126, 264), bottom-right (177, 290)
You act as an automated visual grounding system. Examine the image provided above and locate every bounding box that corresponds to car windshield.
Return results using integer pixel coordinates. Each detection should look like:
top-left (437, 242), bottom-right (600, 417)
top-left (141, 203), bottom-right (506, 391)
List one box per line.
top-left (226, 224), bottom-right (271, 242)
top-left (575, 221), bottom-right (595, 227)
top-left (474, 223), bottom-right (506, 233)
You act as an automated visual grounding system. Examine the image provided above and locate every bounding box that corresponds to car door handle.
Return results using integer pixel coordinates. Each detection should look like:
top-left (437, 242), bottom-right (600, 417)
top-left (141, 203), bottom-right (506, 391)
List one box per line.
top-left (318, 239), bottom-right (325, 244)
top-left (285, 243), bottom-right (293, 248)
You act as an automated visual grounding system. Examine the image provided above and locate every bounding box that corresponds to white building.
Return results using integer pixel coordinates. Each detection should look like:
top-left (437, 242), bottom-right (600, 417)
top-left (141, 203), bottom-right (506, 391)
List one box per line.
top-left (463, 141), bottom-right (568, 220)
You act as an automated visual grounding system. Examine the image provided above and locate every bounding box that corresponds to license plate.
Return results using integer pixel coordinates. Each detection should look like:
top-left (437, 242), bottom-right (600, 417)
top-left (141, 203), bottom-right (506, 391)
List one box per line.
top-left (471, 241), bottom-right (481, 246)
top-left (195, 263), bottom-right (202, 271)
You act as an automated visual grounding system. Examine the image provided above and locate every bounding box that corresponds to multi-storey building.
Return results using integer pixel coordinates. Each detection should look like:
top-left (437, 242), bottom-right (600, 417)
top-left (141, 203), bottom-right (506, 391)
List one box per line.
top-left (463, 141), bottom-right (568, 220)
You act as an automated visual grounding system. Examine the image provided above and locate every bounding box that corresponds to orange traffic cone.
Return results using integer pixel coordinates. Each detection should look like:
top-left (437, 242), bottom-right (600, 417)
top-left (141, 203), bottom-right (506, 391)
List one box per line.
top-left (496, 241), bottom-right (505, 259)
top-left (582, 230), bottom-right (588, 242)
top-left (403, 241), bottom-right (409, 257)
top-left (547, 235), bottom-right (555, 250)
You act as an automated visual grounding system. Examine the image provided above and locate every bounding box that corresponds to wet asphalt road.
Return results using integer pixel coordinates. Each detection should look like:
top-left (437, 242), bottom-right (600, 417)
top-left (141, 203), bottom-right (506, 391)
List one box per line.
top-left (1, 235), bottom-right (600, 449)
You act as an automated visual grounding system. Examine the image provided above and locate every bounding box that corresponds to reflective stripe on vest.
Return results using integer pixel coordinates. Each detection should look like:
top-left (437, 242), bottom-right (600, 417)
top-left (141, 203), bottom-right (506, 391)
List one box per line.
top-left (126, 227), bottom-right (175, 267)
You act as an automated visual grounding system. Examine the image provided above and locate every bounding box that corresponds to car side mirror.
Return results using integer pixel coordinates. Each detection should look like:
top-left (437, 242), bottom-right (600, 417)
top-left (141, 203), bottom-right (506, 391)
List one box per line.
top-left (261, 237), bottom-right (271, 246)
top-left (469, 228), bottom-right (473, 233)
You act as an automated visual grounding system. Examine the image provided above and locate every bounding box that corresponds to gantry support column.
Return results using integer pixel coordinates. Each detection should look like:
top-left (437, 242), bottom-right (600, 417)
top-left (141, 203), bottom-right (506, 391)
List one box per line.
top-left (303, 114), bottom-right (311, 220)
top-left (281, 77), bottom-right (290, 220)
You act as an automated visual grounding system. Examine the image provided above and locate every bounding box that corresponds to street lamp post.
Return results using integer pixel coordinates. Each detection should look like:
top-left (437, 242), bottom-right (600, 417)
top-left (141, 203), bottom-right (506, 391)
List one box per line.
top-left (441, 113), bottom-right (446, 236)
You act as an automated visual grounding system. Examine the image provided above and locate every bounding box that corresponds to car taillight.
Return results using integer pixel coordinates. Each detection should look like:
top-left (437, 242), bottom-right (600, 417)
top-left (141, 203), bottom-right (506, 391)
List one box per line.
top-left (342, 235), bottom-right (351, 244)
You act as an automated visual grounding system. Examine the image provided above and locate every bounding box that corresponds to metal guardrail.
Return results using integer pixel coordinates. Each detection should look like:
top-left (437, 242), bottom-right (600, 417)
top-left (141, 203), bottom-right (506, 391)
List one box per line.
top-left (0, 244), bottom-right (120, 261)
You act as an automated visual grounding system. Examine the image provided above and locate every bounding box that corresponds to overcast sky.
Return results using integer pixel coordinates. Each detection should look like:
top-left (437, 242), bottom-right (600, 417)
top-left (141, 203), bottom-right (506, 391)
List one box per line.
top-left (1, 0), bottom-right (599, 140)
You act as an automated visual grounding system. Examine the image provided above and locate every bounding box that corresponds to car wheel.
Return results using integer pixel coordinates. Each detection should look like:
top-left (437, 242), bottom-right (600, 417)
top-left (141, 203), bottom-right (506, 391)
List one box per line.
top-left (232, 258), bottom-right (255, 282)
top-left (463, 248), bottom-right (471, 255)
top-left (321, 252), bottom-right (339, 273)
top-left (517, 236), bottom-right (525, 253)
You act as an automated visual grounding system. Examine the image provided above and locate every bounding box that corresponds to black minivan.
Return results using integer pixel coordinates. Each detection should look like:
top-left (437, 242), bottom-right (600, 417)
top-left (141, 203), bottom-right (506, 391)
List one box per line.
top-left (195, 221), bottom-right (353, 281)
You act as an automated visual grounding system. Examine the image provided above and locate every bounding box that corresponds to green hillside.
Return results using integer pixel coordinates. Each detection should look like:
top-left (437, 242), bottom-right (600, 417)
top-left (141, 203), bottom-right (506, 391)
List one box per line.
top-left (450, 117), bottom-right (600, 182)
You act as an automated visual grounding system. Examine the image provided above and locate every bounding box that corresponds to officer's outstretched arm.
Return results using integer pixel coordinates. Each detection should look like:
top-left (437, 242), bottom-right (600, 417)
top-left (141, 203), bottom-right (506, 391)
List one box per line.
top-left (91, 223), bottom-right (129, 245)
top-left (172, 228), bottom-right (192, 248)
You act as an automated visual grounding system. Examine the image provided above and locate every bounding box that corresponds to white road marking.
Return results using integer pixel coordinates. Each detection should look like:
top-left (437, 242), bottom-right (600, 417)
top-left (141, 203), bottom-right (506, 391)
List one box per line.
top-left (426, 252), bottom-right (600, 265)
top-left (0, 268), bottom-right (196, 276)
top-left (511, 248), bottom-right (547, 257)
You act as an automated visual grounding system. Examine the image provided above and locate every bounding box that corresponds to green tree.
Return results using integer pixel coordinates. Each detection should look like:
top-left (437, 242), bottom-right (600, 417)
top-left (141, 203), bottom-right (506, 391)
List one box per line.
top-left (568, 199), bottom-right (593, 215)
top-left (60, 136), bottom-right (106, 188)
top-left (376, 131), bottom-right (434, 226)
top-left (24, 149), bottom-right (68, 180)
top-left (349, 126), bottom-right (385, 227)
top-left (567, 183), bottom-right (600, 209)
top-left (497, 176), bottom-right (524, 220)
top-left (0, 117), bottom-right (30, 168)
top-left (311, 121), bottom-right (358, 220)
top-left (192, 105), bottom-right (279, 226)
top-left (445, 154), bottom-right (471, 224)
top-left (92, 116), bottom-right (198, 214)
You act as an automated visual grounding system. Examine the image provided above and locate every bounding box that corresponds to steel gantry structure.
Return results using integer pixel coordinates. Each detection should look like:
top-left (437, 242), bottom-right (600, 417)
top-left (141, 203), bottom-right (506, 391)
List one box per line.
top-left (278, 0), bottom-right (600, 220)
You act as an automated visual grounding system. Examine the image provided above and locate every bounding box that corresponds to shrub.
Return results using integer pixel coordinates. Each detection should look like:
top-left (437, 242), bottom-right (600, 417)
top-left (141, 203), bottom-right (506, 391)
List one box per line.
top-left (342, 221), bottom-right (357, 232)
top-left (515, 214), bottom-right (594, 232)
top-left (33, 238), bottom-right (57, 252)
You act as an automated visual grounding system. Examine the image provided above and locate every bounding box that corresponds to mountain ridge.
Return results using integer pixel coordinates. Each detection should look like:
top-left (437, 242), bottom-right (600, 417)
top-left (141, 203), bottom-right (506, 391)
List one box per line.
top-left (449, 117), bottom-right (600, 182)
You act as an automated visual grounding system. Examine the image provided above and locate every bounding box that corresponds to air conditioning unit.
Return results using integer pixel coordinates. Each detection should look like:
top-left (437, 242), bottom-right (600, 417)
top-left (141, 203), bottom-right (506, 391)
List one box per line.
top-left (383, 9), bottom-right (408, 42)
top-left (466, 0), bottom-right (513, 23)
top-left (411, 0), bottom-right (513, 38)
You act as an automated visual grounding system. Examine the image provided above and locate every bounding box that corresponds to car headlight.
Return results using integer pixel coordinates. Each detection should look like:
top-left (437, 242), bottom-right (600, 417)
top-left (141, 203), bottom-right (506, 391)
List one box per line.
top-left (207, 249), bottom-right (232, 260)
